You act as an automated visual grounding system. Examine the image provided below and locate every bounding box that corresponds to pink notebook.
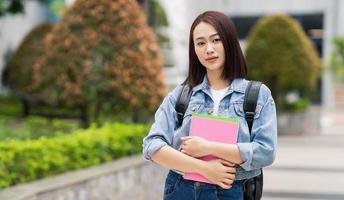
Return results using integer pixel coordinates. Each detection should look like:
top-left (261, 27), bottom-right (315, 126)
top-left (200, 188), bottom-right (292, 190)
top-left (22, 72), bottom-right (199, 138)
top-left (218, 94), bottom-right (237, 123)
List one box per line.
top-left (183, 113), bottom-right (239, 184)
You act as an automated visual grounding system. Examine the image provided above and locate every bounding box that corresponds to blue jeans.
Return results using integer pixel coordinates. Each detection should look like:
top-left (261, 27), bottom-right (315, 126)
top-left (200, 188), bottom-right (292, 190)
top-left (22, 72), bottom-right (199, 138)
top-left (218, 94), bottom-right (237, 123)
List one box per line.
top-left (163, 170), bottom-right (243, 200)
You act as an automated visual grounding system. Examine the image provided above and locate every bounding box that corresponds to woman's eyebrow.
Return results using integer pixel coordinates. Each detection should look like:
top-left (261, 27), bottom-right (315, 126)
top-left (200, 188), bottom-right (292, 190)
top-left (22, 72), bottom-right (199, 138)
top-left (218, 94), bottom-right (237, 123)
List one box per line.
top-left (195, 33), bottom-right (219, 41)
top-left (209, 33), bottom-right (219, 38)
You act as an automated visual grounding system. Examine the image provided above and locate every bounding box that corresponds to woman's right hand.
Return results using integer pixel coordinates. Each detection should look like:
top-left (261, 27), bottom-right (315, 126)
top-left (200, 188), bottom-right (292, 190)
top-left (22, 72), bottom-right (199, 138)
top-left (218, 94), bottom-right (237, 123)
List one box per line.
top-left (201, 159), bottom-right (236, 189)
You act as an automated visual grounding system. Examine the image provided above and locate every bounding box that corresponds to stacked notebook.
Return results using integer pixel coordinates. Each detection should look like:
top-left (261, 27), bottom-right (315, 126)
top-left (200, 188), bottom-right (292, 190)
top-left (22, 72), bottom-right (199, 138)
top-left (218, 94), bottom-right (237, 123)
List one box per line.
top-left (183, 113), bottom-right (239, 184)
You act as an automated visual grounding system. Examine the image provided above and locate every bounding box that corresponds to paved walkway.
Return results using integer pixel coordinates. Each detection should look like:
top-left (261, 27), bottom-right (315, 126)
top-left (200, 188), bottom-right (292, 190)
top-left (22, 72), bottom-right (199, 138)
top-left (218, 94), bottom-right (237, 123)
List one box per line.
top-left (263, 107), bottom-right (344, 200)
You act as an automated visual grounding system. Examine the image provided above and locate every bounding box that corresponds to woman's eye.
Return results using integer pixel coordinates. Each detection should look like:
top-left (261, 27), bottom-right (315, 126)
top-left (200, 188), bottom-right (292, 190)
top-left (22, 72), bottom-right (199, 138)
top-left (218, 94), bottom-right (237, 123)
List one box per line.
top-left (197, 42), bottom-right (205, 46)
top-left (213, 38), bottom-right (221, 43)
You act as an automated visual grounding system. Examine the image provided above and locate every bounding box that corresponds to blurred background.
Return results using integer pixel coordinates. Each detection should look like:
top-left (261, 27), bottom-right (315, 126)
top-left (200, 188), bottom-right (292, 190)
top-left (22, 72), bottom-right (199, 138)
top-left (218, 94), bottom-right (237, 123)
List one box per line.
top-left (0, 0), bottom-right (343, 199)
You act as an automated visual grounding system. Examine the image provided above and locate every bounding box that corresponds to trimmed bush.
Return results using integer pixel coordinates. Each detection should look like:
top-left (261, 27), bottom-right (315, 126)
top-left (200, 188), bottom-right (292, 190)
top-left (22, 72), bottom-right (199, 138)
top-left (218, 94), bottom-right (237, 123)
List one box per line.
top-left (0, 123), bottom-right (149, 188)
top-left (30, 0), bottom-right (166, 120)
top-left (2, 23), bottom-right (53, 92)
top-left (245, 14), bottom-right (321, 109)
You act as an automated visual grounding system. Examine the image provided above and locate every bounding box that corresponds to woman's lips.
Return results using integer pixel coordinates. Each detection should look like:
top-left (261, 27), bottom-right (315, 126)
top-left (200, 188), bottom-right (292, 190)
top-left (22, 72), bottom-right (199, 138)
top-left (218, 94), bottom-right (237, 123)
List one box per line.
top-left (205, 56), bottom-right (218, 63)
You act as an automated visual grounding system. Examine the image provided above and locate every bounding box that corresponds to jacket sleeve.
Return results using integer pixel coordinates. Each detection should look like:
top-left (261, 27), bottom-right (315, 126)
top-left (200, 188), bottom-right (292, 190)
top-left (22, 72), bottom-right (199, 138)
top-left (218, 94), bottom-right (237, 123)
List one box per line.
top-left (142, 85), bottom-right (182, 161)
top-left (237, 84), bottom-right (278, 171)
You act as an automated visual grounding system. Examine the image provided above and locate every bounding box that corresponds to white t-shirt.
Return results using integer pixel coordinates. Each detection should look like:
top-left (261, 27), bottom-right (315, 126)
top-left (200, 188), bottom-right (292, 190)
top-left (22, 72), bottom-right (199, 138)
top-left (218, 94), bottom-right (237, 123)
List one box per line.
top-left (210, 86), bottom-right (229, 116)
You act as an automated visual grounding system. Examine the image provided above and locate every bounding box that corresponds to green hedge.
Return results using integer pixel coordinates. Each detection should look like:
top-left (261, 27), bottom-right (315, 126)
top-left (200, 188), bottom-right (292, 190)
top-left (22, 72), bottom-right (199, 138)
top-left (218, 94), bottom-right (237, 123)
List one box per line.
top-left (0, 123), bottom-right (150, 188)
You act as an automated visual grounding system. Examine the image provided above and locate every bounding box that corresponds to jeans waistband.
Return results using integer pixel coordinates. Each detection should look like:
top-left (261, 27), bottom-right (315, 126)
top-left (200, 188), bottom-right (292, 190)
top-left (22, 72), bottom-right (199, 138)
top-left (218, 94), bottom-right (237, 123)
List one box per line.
top-left (168, 170), bottom-right (224, 190)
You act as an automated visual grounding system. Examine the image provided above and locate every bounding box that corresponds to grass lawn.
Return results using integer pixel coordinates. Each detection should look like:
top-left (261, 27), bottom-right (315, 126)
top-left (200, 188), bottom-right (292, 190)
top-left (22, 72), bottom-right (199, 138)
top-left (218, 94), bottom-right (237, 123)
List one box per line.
top-left (0, 94), bottom-right (141, 141)
top-left (0, 95), bottom-right (81, 140)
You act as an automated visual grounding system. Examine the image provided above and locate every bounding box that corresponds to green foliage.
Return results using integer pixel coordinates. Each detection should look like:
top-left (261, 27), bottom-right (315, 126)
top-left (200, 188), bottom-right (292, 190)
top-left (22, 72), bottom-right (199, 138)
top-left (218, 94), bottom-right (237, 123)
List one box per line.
top-left (0, 123), bottom-right (150, 188)
top-left (48, 0), bottom-right (67, 19)
top-left (147, 0), bottom-right (168, 28)
top-left (0, 0), bottom-right (5, 14)
top-left (0, 0), bottom-right (50, 16)
top-left (2, 23), bottom-right (54, 92)
top-left (0, 115), bottom-right (80, 140)
top-left (278, 98), bottom-right (310, 112)
top-left (245, 14), bottom-right (321, 110)
top-left (30, 0), bottom-right (166, 121)
top-left (331, 38), bottom-right (344, 80)
top-left (0, 0), bottom-right (24, 15)
top-left (0, 94), bottom-right (137, 141)
top-left (0, 95), bottom-right (22, 116)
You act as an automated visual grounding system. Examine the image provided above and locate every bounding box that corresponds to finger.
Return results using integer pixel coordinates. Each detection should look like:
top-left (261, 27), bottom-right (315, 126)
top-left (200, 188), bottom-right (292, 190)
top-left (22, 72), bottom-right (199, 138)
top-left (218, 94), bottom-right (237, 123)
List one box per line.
top-left (226, 167), bottom-right (236, 174)
top-left (219, 159), bottom-right (235, 167)
top-left (181, 145), bottom-right (189, 151)
top-left (217, 182), bottom-right (227, 189)
top-left (180, 136), bottom-right (192, 141)
top-left (222, 178), bottom-right (234, 186)
top-left (181, 149), bottom-right (189, 155)
top-left (218, 182), bottom-right (232, 189)
top-left (224, 173), bottom-right (235, 180)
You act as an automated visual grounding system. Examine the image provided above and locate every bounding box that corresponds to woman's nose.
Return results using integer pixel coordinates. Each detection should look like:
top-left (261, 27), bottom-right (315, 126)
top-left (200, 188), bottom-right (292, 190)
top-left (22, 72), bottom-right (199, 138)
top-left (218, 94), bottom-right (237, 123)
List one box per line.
top-left (206, 43), bottom-right (215, 55)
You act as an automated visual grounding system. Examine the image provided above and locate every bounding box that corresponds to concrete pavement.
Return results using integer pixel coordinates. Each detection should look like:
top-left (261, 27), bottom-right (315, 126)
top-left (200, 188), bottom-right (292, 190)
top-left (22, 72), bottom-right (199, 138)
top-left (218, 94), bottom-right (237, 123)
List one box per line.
top-left (263, 107), bottom-right (344, 200)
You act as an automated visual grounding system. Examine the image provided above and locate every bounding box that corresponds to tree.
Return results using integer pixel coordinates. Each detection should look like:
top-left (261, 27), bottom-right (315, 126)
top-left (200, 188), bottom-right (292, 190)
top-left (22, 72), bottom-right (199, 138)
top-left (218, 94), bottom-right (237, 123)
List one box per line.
top-left (331, 38), bottom-right (344, 81)
top-left (2, 23), bottom-right (54, 116)
top-left (30, 0), bottom-right (166, 123)
top-left (0, 0), bottom-right (146, 16)
top-left (3, 23), bottom-right (53, 92)
top-left (245, 14), bottom-right (321, 110)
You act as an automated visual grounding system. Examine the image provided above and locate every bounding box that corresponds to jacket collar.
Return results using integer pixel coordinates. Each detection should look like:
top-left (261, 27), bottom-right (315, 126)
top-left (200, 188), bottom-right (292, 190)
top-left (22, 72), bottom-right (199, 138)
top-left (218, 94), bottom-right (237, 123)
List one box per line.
top-left (192, 75), bottom-right (246, 95)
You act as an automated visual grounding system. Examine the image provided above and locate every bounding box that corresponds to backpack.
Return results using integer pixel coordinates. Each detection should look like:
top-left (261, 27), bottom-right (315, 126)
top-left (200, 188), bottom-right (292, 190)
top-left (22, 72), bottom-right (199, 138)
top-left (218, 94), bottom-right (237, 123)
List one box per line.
top-left (175, 80), bottom-right (263, 200)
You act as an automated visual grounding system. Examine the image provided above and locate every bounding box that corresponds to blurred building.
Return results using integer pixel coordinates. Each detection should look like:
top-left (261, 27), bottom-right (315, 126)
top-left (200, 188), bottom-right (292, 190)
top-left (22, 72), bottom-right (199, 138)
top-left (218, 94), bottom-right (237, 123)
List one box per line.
top-left (1, 0), bottom-right (344, 108)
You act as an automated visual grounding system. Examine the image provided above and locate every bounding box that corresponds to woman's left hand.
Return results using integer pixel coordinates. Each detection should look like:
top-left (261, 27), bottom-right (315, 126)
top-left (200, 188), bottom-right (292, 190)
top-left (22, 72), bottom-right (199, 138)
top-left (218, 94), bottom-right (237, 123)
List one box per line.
top-left (180, 136), bottom-right (210, 158)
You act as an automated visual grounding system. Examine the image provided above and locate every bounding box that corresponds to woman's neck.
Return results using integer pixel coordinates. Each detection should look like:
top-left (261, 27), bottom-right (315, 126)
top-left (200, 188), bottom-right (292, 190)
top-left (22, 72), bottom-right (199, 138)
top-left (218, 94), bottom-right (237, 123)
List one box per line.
top-left (206, 71), bottom-right (230, 90)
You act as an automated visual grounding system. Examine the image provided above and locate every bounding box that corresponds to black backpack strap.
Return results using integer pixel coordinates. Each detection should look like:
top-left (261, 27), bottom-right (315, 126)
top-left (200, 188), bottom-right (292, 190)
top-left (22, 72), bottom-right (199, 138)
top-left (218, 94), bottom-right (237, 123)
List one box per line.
top-left (175, 84), bottom-right (193, 128)
top-left (243, 81), bottom-right (263, 200)
top-left (243, 81), bottom-right (262, 134)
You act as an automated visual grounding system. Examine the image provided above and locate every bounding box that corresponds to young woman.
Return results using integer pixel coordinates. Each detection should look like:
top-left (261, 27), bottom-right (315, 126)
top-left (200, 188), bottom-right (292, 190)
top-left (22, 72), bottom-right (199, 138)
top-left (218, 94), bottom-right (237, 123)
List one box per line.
top-left (143, 11), bottom-right (277, 200)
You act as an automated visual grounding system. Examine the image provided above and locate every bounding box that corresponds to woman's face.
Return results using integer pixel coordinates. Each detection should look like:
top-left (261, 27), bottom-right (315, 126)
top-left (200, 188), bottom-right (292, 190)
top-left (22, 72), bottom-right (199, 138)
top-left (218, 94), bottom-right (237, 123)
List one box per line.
top-left (193, 22), bottom-right (225, 74)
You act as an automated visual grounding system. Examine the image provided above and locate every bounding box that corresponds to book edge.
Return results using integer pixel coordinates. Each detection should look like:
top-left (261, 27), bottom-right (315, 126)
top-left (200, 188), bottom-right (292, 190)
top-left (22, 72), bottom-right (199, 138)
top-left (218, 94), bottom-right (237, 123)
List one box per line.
top-left (192, 113), bottom-right (239, 123)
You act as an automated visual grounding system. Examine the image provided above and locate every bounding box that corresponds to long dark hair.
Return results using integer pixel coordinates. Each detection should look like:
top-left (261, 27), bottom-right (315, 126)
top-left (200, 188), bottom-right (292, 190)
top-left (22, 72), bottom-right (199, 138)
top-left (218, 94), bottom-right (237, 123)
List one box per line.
top-left (184, 11), bottom-right (247, 87)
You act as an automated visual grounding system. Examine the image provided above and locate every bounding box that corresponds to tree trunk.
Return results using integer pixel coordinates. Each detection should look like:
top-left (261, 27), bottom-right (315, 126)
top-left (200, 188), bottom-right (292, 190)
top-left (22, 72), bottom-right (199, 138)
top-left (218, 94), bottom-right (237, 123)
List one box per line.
top-left (80, 105), bottom-right (89, 128)
top-left (21, 98), bottom-right (30, 117)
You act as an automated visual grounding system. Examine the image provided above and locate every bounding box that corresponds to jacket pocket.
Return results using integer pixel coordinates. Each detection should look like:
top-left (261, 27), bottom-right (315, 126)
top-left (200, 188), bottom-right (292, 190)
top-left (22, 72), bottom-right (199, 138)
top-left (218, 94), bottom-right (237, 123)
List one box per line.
top-left (183, 103), bottom-right (201, 119)
top-left (232, 102), bottom-right (263, 119)
top-left (174, 103), bottom-right (201, 131)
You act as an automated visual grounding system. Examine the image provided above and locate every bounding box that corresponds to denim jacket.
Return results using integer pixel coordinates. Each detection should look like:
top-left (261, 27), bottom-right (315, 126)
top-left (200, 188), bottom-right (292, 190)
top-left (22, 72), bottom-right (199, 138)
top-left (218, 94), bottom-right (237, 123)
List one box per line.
top-left (142, 76), bottom-right (277, 180)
